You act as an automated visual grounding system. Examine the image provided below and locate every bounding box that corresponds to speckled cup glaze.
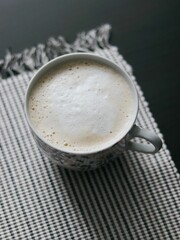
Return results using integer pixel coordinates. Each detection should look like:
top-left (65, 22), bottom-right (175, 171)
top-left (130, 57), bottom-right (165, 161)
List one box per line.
top-left (25, 53), bottom-right (162, 171)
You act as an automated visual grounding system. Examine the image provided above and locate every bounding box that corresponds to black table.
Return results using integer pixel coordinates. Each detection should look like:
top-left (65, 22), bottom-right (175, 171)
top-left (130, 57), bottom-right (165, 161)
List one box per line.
top-left (0, 0), bottom-right (179, 171)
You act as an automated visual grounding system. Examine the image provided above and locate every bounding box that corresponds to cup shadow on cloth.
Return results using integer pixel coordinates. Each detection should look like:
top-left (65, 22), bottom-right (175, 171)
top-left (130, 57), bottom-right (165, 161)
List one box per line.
top-left (57, 154), bottom-right (139, 238)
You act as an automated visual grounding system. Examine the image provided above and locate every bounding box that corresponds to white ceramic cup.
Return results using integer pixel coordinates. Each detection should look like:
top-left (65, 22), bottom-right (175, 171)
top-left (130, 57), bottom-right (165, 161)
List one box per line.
top-left (25, 53), bottom-right (162, 170)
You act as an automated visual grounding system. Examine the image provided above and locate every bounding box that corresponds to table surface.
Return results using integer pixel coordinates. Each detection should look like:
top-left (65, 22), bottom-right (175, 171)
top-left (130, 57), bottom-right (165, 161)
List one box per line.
top-left (0, 0), bottom-right (179, 171)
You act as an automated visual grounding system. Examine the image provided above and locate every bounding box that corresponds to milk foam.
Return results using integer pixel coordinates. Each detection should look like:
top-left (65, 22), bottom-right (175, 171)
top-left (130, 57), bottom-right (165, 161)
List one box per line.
top-left (28, 59), bottom-right (135, 152)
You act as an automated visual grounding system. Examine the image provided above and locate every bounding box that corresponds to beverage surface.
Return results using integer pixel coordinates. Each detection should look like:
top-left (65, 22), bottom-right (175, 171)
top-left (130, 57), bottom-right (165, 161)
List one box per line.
top-left (28, 59), bottom-right (135, 152)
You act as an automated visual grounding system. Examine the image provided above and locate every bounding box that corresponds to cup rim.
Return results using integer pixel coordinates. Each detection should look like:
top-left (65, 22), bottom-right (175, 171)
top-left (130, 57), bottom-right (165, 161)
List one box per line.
top-left (25, 53), bottom-right (139, 155)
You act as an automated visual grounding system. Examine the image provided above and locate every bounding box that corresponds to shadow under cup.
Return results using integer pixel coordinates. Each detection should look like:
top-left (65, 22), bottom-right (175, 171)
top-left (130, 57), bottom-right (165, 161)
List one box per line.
top-left (25, 53), bottom-right (162, 171)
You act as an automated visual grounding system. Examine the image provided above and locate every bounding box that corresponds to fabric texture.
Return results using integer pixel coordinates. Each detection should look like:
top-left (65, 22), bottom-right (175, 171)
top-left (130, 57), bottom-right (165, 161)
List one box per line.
top-left (1, 24), bottom-right (179, 240)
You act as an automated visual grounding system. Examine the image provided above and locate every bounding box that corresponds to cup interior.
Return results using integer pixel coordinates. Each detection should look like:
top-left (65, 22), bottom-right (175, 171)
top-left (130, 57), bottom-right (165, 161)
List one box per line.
top-left (25, 53), bottom-right (138, 155)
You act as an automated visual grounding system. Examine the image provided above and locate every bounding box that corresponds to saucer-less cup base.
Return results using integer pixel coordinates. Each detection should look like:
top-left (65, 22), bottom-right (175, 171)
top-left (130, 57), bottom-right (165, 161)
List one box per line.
top-left (25, 53), bottom-right (162, 171)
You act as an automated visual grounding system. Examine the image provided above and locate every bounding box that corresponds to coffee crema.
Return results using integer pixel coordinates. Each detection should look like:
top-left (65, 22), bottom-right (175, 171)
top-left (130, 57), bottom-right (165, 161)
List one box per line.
top-left (28, 59), bottom-right (135, 152)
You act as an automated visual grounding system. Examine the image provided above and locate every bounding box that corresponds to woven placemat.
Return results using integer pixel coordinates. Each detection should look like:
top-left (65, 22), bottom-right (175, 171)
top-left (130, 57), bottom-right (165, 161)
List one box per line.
top-left (1, 24), bottom-right (179, 240)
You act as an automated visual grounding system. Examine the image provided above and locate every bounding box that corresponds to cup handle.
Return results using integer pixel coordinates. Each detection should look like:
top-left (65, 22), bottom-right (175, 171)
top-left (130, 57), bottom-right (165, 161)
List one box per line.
top-left (125, 125), bottom-right (162, 154)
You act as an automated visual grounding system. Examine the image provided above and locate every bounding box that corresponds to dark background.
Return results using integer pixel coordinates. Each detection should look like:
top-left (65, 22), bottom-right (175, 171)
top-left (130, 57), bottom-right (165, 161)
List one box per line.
top-left (0, 0), bottom-right (179, 171)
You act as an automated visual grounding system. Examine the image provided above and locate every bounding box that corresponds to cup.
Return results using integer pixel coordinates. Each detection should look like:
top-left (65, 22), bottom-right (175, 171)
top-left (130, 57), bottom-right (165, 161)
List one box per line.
top-left (25, 53), bottom-right (162, 170)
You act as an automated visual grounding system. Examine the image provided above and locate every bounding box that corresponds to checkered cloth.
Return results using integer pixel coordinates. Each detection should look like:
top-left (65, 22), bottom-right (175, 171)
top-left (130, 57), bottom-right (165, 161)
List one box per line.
top-left (1, 24), bottom-right (179, 239)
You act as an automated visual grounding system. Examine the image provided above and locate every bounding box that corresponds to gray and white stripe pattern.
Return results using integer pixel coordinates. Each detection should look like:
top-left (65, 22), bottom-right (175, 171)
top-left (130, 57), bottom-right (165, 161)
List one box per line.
top-left (1, 25), bottom-right (179, 239)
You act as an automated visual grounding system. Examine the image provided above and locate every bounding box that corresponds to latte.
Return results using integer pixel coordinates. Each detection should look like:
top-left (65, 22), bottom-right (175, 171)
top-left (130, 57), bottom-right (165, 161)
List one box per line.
top-left (28, 58), bottom-right (136, 152)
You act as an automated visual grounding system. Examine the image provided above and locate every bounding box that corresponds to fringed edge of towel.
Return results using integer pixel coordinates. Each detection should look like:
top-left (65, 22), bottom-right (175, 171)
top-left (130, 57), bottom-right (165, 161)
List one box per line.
top-left (0, 24), bottom-right (112, 79)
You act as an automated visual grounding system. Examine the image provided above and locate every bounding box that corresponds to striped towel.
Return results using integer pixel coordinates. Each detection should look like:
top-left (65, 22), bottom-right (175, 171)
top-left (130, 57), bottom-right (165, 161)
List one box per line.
top-left (1, 24), bottom-right (179, 239)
